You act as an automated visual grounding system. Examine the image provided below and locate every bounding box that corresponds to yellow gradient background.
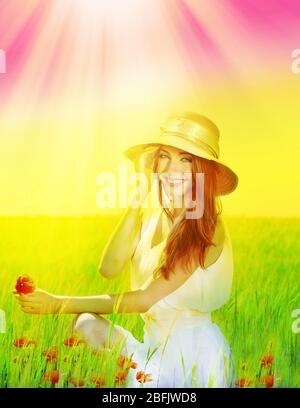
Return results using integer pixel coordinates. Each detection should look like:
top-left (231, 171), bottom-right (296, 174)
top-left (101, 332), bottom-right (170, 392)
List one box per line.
top-left (1, 75), bottom-right (299, 217)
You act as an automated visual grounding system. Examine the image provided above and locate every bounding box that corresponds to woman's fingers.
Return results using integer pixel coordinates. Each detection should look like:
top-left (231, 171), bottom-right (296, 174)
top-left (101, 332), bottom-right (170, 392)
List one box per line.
top-left (17, 297), bottom-right (39, 309)
top-left (13, 292), bottom-right (36, 300)
top-left (21, 306), bottom-right (39, 314)
top-left (134, 146), bottom-right (159, 173)
top-left (11, 290), bottom-right (41, 313)
top-left (18, 296), bottom-right (35, 303)
top-left (16, 296), bottom-right (35, 304)
top-left (18, 301), bottom-right (39, 309)
top-left (21, 306), bottom-right (32, 312)
top-left (12, 291), bottom-right (28, 297)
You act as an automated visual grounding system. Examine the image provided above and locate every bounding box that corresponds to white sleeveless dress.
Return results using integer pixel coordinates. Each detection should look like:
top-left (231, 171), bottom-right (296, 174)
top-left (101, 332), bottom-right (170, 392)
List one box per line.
top-left (116, 189), bottom-right (235, 388)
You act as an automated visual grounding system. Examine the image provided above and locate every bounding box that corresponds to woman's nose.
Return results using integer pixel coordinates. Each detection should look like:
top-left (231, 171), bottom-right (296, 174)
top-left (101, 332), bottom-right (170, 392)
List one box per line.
top-left (167, 161), bottom-right (183, 174)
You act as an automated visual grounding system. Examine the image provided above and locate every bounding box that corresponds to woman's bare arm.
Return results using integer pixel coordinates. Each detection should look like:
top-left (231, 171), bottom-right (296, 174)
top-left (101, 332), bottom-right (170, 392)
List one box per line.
top-left (16, 267), bottom-right (194, 315)
top-left (98, 204), bottom-right (143, 279)
top-left (98, 146), bottom-right (158, 279)
top-left (56, 267), bottom-right (192, 315)
top-left (56, 258), bottom-right (198, 315)
top-left (16, 217), bottom-right (227, 315)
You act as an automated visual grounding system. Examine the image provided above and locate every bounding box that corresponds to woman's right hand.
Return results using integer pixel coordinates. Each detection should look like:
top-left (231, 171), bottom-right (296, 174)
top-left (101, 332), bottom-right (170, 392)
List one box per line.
top-left (133, 145), bottom-right (159, 175)
top-left (132, 145), bottom-right (159, 203)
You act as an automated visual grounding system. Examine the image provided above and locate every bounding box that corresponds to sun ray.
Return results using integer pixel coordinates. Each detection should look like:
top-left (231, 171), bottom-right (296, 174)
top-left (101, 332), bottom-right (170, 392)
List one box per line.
top-left (0, 1), bottom-right (299, 215)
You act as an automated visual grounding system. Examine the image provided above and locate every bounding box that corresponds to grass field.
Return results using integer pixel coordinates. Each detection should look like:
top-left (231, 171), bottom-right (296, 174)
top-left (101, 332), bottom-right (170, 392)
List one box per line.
top-left (0, 215), bottom-right (299, 388)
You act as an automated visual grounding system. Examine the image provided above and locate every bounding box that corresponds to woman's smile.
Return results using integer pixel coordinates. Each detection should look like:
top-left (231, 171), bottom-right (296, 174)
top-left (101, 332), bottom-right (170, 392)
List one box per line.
top-left (161, 174), bottom-right (189, 185)
top-left (155, 145), bottom-right (194, 204)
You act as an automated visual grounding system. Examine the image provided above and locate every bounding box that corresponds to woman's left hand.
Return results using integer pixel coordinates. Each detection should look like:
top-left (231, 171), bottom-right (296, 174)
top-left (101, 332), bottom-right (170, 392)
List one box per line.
top-left (13, 288), bottom-right (62, 315)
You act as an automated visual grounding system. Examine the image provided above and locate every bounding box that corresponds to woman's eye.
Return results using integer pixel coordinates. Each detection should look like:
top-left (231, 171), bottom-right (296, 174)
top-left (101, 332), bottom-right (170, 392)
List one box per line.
top-left (159, 154), bottom-right (170, 159)
top-left (181, 157), bottom-right (192, 162)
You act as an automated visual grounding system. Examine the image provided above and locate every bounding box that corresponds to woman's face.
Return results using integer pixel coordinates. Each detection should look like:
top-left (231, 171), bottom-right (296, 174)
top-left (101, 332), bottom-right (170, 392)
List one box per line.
top-left (156, 145), bottom-right (193, 204)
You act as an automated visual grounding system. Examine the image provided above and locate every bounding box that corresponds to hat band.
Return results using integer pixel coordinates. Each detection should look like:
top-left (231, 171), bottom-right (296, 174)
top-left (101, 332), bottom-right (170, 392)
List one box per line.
top-left (160, 117), bottom-right (220, 157)
top-left (159, 131), bottom-right (219, 159)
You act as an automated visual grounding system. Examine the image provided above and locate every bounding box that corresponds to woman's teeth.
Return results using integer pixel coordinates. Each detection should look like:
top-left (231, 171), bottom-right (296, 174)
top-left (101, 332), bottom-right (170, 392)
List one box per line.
top-left (167, 177), bottom-right (186, 184)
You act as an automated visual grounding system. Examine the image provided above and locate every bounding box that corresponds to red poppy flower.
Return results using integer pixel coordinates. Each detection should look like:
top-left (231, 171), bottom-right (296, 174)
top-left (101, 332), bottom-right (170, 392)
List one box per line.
top-left (63, 337), bottom-right (85, 347)
top-left (136, 370), bottom-right (152, 384)
top-left (13, 338), bottom-right (36, 348)
top-left (117, 354), bottom-right (138, 369)
top-left (114, 370), bottom-right (128, 385)
top-left (235, 377), bottom-right (255, 388)
top-left (44, 369), bottom-right (60, 384)
top-left (117, 354), bottom-right (126, 367)
top-left (69, 377), bottom-right (86, 387)
top-left (91, 376), bottom-right (106, 387)
top-left (260, 354), bottom-right (274, 369)
top-left (129, 361), bottom-right (138, 369)
top-left (260, 374), bottom-right (275, 388)
top-left (42, 347), bottom-right (58, 363)
top-left (15, 275), bottom-right (35, 295)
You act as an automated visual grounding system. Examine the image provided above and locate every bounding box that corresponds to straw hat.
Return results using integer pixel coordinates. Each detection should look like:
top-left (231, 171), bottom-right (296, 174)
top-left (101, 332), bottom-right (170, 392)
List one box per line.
top-left (123, 111), bottom-right (239, 196)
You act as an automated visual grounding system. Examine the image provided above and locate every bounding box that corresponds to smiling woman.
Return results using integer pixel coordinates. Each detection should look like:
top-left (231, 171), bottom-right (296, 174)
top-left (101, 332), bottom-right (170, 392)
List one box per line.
top-left (12, 112), bottom-right (239, 388)
top-left (105, 112), bottom-right (238, 387)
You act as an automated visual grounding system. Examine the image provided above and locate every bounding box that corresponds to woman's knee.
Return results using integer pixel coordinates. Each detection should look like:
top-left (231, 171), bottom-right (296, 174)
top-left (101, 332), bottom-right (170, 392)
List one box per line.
top-left (70, 313), bottom-right (126, 350)
top-left (72, 312), bottom-right (100, 334)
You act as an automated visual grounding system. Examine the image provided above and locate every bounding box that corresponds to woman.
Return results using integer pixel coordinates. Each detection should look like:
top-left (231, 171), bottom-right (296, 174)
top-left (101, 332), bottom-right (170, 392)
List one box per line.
top-left (14, 112), bottom-right (239, 388)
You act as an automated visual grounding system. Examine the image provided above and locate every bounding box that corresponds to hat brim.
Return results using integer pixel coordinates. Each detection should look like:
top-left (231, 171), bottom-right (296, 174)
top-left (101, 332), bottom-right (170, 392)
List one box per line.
top-left (123, 135), bottom-right (239, 196)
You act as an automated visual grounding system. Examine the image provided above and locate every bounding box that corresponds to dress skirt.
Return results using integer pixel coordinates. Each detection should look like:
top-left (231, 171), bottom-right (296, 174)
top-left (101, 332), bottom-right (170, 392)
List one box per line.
top-left (115, 312), bottom-right (234, 388)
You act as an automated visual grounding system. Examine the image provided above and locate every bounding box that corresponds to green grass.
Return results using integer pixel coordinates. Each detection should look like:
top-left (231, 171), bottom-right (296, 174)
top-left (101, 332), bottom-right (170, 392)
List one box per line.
top-left (0, 215), bottom-right (299, 388)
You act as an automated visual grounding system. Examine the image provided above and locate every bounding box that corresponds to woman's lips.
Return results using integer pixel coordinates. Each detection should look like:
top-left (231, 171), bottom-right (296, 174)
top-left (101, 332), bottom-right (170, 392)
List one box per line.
top-left (161, 175), bottom-right (188, 185)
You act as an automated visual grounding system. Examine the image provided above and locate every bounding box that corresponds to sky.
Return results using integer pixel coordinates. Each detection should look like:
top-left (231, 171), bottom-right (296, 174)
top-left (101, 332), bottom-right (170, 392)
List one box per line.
top-left (0, 0), bottom-right (299, 216)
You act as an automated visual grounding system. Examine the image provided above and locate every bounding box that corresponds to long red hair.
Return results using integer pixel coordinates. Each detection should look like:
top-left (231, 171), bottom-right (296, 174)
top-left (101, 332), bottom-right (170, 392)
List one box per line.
top-left (151, 146), bottom-right (223, 280)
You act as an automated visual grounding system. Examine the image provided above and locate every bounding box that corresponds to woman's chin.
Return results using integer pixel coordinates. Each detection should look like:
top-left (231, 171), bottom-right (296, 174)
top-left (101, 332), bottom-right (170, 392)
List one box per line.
top-left (160, 181), bottom-right (192, 207)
